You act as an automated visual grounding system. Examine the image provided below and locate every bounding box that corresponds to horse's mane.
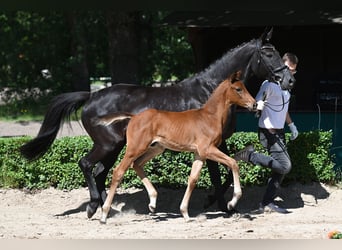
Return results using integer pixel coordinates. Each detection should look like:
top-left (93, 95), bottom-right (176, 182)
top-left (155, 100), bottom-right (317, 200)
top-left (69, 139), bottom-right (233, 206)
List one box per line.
top-left (178, 38), bottom-right (257, 87)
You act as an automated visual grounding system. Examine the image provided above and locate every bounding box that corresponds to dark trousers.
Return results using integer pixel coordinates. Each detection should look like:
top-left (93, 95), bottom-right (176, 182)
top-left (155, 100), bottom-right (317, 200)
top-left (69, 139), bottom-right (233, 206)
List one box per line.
top-left (249, 128), bottom-right (292, 206)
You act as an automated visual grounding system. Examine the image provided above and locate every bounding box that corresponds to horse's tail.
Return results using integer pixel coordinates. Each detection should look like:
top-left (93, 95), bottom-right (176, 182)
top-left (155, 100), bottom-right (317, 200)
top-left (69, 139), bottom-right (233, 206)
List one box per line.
top-left (92, 112), bottom-right (133, 127)
top-left (20, 91), bottom-right (90, 161)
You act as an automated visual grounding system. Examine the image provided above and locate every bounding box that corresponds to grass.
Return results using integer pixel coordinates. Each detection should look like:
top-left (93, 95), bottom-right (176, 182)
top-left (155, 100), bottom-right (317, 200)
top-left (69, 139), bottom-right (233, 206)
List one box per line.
top-left (0, 101), bottom-right (46, 121)
top-left (0, 94), bottom-right (85, 122)
top-left (0, 92), bottom-right (56, 121)
top-left (0, 83), bottom-right (106, 122)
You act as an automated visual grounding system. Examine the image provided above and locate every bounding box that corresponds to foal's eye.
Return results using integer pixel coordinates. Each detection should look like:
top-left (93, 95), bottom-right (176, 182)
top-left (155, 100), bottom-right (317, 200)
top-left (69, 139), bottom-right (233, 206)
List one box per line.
top-left (236, 88), bottom-right (242, 93)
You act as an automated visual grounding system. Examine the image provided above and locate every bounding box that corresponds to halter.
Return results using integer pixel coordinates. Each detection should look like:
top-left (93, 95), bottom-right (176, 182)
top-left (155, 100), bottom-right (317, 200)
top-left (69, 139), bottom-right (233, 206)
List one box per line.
top-left (255, 43), bottom-right (291, 89)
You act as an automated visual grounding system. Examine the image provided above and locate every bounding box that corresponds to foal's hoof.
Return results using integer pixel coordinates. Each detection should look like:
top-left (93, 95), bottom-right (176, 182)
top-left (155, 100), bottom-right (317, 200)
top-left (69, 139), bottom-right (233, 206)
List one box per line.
top-left (226, 207), bottom-right (239, 217)
top-left (100, 218), bottom-right (107, 224)
top-left (86, 202), bottom-right (99, 219)
top-left (148, 204), bottom-right (156, 213)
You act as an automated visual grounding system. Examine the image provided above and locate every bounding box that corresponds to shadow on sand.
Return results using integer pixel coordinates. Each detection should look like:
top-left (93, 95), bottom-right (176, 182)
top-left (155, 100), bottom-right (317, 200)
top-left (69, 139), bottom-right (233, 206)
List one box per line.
top-left (55, 181), bottom-right (330, 221)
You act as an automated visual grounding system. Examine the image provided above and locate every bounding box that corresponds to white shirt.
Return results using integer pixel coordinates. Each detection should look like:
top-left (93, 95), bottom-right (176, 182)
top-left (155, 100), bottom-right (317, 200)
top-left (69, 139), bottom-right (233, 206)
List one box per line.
top-left (256, 80), bottom-right (291, 129)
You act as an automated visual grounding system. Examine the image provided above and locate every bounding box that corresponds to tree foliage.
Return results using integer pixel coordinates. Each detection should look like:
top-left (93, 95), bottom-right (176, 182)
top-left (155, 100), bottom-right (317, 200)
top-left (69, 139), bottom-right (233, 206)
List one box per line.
top-left (0, 11), bottom-right (194, 106)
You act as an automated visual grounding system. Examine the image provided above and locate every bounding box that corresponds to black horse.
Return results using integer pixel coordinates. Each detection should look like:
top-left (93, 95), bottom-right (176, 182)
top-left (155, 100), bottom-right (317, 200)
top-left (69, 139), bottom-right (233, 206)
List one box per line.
top-left (20, 27), bottom-right (295, 218)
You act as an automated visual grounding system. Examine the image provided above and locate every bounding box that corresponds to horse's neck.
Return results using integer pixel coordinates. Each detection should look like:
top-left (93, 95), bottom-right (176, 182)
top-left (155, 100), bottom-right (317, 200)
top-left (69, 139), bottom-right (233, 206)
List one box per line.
top-left (200, 41), bottom-right (256, 88)
top-left (201, 80), bottom-right (232, 124)
top-left (176, 40), bottom-right (256, 105)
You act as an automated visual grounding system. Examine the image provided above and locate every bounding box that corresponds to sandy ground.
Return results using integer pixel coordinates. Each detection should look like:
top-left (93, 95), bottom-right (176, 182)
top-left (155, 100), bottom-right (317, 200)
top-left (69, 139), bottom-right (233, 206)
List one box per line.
top-left (0, 182), bottom-right (341, 239)
top-left (0, 121), bottom-right (342, 239)
top-left (0, 120), bottom-right (87, 138)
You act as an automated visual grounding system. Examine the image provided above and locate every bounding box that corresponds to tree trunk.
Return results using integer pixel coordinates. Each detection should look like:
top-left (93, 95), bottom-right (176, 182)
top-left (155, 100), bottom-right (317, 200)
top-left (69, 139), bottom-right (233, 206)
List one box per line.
top-left (66, 12), bottom-right (90, 91)
top-left (106, 11), bottom-right (141, 84)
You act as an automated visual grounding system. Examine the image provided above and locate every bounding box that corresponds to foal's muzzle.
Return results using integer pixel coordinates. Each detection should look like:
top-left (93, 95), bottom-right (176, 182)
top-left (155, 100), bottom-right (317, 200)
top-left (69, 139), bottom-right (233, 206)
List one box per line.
top-left (252, 102), bottom-right (258, 111)
top-left (246, 102), bottom-right (257, 111)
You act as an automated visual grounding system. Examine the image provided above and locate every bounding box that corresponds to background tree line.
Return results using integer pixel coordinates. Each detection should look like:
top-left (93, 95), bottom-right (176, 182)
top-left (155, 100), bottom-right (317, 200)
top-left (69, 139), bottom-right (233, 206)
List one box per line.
top-left (0, 11), bottom-right (194, 106)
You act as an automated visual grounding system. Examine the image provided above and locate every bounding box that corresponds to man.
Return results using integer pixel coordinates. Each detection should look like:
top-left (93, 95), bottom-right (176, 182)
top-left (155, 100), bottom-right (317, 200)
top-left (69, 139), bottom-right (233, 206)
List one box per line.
top-left (234, 52), bottom-right (299, 214)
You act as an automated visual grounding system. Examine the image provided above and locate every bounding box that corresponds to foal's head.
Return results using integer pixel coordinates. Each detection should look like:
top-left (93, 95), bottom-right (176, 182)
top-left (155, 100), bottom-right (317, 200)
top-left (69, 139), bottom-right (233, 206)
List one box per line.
top-left (227, 71), bottom-right (256, 111)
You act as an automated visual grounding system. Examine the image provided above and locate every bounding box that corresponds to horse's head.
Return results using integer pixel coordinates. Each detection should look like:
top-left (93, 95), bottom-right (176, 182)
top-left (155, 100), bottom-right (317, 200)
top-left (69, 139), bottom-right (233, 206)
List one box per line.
top-left (228, 71), bottom-right (256, 111)
top-left (247, 27), bottom-right (296, 91)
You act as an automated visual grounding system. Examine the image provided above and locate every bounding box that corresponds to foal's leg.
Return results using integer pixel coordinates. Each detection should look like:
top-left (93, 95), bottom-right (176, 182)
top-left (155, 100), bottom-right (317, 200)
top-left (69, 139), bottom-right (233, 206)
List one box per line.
top-left (205, 140), bottom-right (234, 212)
top-left (100, 155), bottom-right (134, 224)
top-left (180, 155), bottom-right (204, 222)
top-left (206, 107), bottom-right (236, 211)
top-left (132, 145), bottom-right (165, 213)
top-left (206, 147), bottom-right (242, 210)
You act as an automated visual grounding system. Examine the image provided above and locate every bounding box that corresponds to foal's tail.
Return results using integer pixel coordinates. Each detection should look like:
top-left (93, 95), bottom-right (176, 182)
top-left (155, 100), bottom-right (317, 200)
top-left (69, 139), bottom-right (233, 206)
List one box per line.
top-left (20, 91), bottom-right (91, 161)
top-left (92, 113), bottom-right (133, 127)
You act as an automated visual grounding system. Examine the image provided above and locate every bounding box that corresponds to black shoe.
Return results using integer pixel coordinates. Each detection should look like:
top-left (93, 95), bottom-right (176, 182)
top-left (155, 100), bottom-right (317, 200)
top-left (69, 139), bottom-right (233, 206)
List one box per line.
top-left (260, 202), bottom-right (291, 214)
top-left (234, 145), bottom-right (255, 162)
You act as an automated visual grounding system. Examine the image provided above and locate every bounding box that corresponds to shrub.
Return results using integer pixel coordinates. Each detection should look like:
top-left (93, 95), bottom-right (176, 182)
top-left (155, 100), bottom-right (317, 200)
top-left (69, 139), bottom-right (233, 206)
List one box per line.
top-left (0, 136), bottom-right (90, 189)
top-left (0, 130), bottom-right (337, 190)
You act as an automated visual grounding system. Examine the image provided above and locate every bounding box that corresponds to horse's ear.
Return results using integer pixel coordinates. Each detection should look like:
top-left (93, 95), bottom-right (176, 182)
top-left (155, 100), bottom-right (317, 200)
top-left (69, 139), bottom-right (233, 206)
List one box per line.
top-left (230, 70), bottom-right (242, 83)
top-left (260, 26), bottom-right (273, 43)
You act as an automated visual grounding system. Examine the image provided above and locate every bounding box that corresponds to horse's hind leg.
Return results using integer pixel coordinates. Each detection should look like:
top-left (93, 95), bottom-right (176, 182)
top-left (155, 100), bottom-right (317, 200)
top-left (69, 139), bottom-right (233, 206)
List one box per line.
top-left (133, 144), bottom-right (165, 213)
top-left (94, 141), bottom-right (126, 205)
top-left (180, 156), bottom-right (204, 222)
top-left (79, 145), bottom-right (117, 219)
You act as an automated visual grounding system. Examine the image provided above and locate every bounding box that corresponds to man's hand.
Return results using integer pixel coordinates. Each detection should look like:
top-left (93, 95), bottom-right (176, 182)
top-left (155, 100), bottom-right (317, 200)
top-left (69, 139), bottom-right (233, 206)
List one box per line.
top-left (256, 100), bottom-right (265, 111)
top-left (288, 122), bottom-right (298, 140)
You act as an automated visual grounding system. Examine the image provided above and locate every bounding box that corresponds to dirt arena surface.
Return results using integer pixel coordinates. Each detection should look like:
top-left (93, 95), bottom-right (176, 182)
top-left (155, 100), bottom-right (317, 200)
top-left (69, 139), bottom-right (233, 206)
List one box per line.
top-left (0, 120), bottom-right (87, 138)
top-left (0, 182), bottom-right (341, 239)
top-left (1, 121), bottom-right (341, 239)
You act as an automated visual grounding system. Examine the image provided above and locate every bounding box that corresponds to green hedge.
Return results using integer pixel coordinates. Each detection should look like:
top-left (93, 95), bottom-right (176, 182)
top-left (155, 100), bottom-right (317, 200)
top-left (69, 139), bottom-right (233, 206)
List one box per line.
top-left (0, 130), bottom-right (337, 190)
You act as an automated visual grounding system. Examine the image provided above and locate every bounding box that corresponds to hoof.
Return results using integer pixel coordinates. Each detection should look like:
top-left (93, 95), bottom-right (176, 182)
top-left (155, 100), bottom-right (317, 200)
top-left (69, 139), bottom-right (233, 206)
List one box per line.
top-left (86, 201), bottom-right (99, 219)
top-left (203, 195), bottom-right (216, 209)
top-left (148, 204), bottom-right (156, 213)
top-left (217, 197), bottom-right (229, 213)
top-left (100, 219), bottom-right (107, 224)
top-left (226, 207), bottom-right (239, 217)
top-left (184, 217), bottom-right (195, 223)
top-left (227, 201), bottom-right (236, 211)
top-left (100, 218), bottom-right (107, 224)
top-left (203, 194), bottom-right (229, 213)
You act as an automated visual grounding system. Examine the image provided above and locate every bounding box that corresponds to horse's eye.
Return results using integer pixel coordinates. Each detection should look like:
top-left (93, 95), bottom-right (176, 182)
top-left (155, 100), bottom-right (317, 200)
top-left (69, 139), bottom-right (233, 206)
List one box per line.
top-left (236, 88), bottom-right (242, 93)
top-left (274, 76), bottom-right (282, 82)
top-left (262, 51), bottom-right (273, 57)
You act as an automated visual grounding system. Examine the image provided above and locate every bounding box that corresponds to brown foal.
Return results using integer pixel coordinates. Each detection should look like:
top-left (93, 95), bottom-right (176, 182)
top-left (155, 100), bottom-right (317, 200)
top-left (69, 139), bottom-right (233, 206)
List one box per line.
top-left (96, 71), bottom-right (256, 223)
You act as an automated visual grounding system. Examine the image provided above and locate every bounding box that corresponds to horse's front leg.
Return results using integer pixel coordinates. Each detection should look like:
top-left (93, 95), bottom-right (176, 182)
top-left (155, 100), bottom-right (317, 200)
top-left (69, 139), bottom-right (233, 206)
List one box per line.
top-left (180, 156), bottom-right (204, 222)
top-left (207, 147), bottom-right (242, 211)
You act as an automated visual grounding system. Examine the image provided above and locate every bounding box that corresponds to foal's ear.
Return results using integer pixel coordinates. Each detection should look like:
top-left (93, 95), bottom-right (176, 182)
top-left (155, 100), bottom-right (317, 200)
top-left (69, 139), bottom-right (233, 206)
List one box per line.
top-left (230, 70), bottom-right (243, 83)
